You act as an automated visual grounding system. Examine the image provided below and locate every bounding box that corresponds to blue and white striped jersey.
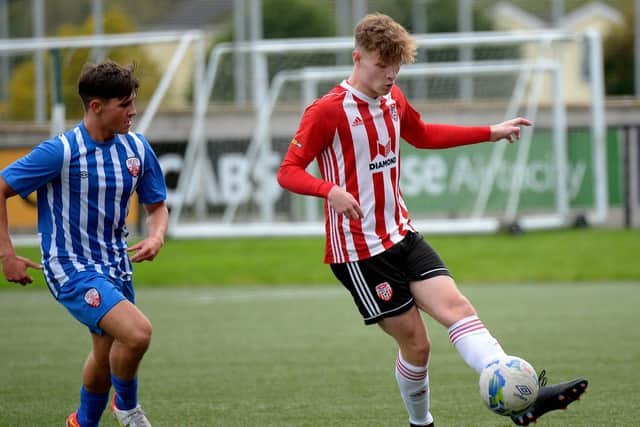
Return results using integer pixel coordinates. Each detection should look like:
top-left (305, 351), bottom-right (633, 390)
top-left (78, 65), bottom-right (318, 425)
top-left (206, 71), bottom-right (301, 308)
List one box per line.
top-left (1, 122), bottom-right (166, 297)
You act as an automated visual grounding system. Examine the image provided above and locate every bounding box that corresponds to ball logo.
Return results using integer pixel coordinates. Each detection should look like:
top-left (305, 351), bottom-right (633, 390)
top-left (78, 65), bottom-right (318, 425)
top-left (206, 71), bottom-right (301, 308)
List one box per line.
top-left (515, 384), bottom-right (534, 395)
top-left (126, 157), bottom-right (141, 177)
top-left (84, 288), bottom-right (101, 308)
top-left (375, 282), bottom-right (393, 301)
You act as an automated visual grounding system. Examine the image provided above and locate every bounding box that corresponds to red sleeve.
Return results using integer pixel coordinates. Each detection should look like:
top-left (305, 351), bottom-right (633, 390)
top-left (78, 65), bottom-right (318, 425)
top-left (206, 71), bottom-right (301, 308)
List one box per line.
top-left (397, 89), bottom-right (491, 149)
top-left (277, 100), bottom-right (336, 198)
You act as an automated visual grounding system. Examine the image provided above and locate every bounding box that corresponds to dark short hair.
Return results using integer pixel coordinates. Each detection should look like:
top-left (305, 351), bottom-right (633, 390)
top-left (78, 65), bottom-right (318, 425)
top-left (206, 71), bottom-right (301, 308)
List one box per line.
top-left (78, 61), bottom-right (139, 109)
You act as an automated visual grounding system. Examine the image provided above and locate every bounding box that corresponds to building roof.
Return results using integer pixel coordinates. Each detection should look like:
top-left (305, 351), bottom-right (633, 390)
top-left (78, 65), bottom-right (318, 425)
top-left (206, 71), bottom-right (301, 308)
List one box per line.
top-left (493, 2), bottom-right (546, 30)
top-left (493, 1), bottom-right (623, 31)
top-left (559, 2), bottom-right (623, 29)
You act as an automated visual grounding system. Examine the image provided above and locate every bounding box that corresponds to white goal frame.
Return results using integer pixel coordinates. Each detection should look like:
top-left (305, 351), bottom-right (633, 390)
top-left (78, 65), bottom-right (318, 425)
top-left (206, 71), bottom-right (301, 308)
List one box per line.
top-left (169, 30), bottom-right (608, 238)
top-left (0, 30), bottom-right (206, 244)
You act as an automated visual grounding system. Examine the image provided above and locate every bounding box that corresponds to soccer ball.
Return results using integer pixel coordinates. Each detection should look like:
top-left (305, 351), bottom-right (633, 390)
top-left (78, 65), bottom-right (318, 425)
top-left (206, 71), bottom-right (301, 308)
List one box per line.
top-left (479, 355), bottom-right (539, 416)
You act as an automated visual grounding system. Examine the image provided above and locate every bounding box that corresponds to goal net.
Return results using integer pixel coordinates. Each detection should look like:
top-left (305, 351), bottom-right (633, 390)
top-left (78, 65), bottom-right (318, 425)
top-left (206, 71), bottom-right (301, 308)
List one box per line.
top-left (168, 30), bottom-right (608, 238)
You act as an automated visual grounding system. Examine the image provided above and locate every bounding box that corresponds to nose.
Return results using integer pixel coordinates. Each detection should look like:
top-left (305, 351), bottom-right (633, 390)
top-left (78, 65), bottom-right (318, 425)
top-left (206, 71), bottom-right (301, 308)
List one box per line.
top-left (386, 65), bottom-right (398, 80)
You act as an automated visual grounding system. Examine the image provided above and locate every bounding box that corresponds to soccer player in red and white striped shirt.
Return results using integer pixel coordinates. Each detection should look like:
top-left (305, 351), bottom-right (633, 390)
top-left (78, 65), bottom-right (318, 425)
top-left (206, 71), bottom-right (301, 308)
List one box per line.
top-left (278, 13), bottom-right (587, 427)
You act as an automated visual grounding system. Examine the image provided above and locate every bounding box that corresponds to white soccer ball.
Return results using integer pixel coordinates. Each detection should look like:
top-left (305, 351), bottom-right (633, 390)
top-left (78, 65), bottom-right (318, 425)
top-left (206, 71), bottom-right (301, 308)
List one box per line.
top-left (478, 355), bottom-right (539, 416)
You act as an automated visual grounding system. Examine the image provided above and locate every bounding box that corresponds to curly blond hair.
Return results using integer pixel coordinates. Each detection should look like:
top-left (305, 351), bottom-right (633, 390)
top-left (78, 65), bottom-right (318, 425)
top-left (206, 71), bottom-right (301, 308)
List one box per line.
top-left (354, 13), bottom-right (416, 65)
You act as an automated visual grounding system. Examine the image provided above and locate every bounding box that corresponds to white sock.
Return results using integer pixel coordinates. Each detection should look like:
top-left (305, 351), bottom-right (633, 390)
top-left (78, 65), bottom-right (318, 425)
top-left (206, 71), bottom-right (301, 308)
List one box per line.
top-left (448, 315), bottom-right (506, 374)
top-left (395, 352), bottom-right (433, 426)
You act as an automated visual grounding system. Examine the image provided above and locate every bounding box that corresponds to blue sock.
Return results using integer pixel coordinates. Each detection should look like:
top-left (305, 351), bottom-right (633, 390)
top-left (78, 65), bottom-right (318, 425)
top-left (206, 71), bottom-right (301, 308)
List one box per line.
top-left (77, 385), bottom-right (109, 427)
top-left (110, 373), bottom-right (138, 411)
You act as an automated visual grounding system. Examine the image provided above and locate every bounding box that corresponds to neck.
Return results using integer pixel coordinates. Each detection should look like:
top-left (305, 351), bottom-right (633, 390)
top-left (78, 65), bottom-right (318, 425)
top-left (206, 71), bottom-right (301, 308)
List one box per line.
top-left (83, 117), bottom-right (113, 142)
top-left (347, 74), bottom-right (379, 99)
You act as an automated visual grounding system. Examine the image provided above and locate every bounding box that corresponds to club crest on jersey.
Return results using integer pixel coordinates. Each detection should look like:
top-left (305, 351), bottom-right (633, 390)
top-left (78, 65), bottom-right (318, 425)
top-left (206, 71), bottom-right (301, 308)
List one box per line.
top-left (375, 282), bottom-right (393, 301)
top-left (84, 288), bottom-right (101, 308)
top-left (126, 157), bottom-right (141, 177)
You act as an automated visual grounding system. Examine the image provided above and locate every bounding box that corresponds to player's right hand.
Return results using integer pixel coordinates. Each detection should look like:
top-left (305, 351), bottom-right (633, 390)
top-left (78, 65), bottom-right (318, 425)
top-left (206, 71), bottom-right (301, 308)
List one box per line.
top-left (327, 186), bottom-right (364, 220)
top-left (1, 255), bottom-right (42, 286)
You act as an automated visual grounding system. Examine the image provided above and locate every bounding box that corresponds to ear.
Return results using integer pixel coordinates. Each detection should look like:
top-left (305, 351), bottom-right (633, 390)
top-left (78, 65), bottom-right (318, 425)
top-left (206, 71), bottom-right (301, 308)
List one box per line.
top-left (88, 98), bottom-right (103, 114)
top-left (352, 49), bottom-right (360, 65)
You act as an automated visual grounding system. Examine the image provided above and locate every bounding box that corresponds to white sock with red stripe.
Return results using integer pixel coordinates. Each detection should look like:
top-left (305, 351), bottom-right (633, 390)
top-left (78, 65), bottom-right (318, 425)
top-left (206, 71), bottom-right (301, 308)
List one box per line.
top-left (395, 352), bottom-right (433, 426)
top-left (448, 314), bottom-right (506, 374)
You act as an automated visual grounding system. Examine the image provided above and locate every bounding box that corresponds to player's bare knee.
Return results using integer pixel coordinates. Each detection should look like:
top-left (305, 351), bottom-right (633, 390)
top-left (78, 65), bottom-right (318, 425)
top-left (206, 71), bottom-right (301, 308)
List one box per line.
top-left (127, 322), bottom-right (152, 354)
top-left (408, 345), bottom-right (430, 367)
top-left (415, 341), bottom-right (430, 365)
top-left (138, 322), bottom-right (153, 351)
top-left (403, 335), bottom-right (430, 366)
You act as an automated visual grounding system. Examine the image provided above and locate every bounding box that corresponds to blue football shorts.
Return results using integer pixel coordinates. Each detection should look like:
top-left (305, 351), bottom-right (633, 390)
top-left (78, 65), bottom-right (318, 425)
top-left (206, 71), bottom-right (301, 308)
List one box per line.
top-left (55, 270), bottom-right (135, 335)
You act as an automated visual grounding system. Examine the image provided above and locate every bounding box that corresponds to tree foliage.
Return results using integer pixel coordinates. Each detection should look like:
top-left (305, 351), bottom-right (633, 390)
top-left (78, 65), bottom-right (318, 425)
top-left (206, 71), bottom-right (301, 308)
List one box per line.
top-left (603, 5), bottom-right (635, 95)
top-left (7, 7), bottom-right (160, 120)
top-left (374, 0), bottom-right (493, 33)
top-left (5, 0), bottom-right (189, 37)
top-left (262, 0), bottom-right (335, 38)
top-left (204, 0), bottom-right (336, 103)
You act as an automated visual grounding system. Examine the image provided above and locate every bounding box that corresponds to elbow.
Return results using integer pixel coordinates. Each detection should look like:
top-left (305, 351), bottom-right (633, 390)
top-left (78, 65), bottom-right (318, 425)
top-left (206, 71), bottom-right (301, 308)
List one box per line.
top-left (276, 166), bottom-right (288, 190)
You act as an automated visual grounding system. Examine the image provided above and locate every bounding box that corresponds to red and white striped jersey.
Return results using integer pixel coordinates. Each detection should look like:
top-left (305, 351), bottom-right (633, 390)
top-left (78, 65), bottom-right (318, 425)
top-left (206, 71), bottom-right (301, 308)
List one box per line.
top-left (278, 81), bottom-right (490, 264)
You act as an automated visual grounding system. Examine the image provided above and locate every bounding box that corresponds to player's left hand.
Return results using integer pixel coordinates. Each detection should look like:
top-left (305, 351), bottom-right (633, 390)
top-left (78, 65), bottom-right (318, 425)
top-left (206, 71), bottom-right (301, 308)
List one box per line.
top-left (1, 254), bottom-right (42, 285)
top-left (489, 117), bottom-right (532, 143)
top-left (128, 236), bottom-right (164, 263)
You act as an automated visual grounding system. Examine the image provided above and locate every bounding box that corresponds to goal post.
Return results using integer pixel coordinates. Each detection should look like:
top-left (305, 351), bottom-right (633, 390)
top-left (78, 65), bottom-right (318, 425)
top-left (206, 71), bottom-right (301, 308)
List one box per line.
top-left (166, 30), bottom-right (609, 238)
top-left (0, 30), bottom-right (206, 242)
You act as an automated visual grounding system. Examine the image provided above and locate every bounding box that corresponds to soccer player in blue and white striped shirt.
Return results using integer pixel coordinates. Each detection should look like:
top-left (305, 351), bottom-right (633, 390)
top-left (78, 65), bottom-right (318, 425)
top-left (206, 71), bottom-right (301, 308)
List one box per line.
top-left (0, 61), bottom-right (168, 427)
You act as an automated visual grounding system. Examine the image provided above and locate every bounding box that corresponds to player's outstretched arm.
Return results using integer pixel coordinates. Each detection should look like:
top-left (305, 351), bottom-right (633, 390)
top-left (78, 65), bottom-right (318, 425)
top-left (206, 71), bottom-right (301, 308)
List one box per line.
top-left (0, 177), bottom-right (42, 285)
top-left (489, 117), bottom-right (533, 143)
top-left (128, 201), bottom-right (168, 263)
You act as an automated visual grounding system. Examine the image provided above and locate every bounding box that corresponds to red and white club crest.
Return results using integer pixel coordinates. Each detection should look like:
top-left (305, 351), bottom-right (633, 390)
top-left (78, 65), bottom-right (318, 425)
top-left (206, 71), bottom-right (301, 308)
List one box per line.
top-left (375, 282), bottom-right (393, 301)
top-left (126, 157), bottom-right (141, 177)
top-left (84, 288), bottom-right (101, 308)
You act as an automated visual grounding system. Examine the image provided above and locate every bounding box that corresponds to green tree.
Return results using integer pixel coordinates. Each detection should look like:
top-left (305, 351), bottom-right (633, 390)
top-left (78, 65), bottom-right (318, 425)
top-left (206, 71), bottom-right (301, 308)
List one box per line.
top-left (206, 0), bottom-right (335, 103)
top-left (374, 0), bottom-right (493, 33)
top-left (6, 0), bottom-right (190, 37)
top-left (262, 0), bottom-right (335, 38)
top-left (603, 6), bottom-right (635, 95)
top-left (7, 7), bottom-right (160, 120)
